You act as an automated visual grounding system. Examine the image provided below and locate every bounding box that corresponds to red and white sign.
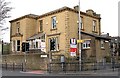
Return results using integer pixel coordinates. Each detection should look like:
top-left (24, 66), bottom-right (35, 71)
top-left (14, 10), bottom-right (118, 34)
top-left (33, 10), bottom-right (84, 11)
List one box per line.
top-left (70, 48), bottom-right (77, 52)
top-left (70, 38), bottom-right (77, 45)
top-left (70, 38), bottom-right (77, 56)
top-left (70, 52), bottom-right (76, 56)
top-left (70, 44), bottom-right (77, 48)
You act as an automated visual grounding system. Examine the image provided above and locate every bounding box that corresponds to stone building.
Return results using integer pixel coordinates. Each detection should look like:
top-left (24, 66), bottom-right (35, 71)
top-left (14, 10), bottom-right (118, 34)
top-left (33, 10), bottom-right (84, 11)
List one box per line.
top-left (10, 6), bottom-right (111, 62)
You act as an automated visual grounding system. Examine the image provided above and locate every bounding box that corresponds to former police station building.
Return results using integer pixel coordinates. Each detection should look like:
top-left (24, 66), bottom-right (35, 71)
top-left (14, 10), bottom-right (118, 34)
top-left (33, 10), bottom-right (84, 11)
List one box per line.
top-left (3, 6), bottom-right (111, 69)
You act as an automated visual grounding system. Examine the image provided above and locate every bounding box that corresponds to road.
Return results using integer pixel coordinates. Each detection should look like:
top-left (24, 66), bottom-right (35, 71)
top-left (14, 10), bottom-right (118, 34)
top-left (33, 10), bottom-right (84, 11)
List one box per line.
top-left (2, 68), bottom-right (120, 77)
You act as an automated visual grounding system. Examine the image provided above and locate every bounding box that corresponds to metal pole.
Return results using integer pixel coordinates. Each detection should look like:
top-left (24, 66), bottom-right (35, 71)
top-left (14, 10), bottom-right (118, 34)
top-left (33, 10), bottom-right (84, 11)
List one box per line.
top-left (49, 51), bottom-right (52, 73)
top-left (78, 0), bottom-right (82, 71)
top-left (24, 43), bottom-right (26, 72)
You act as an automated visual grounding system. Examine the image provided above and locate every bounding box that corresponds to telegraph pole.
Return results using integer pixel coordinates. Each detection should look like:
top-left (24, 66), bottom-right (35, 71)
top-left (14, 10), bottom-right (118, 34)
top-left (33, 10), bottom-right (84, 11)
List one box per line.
top-left (78, 0), bottom-right (82, 71)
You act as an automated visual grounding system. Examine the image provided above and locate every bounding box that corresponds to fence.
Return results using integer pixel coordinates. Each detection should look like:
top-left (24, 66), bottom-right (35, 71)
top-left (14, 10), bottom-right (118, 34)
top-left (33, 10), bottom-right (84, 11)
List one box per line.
top-left (48, 62), bottom-right (120, 73)
top-left (2, 63), bottom-right (24, 71)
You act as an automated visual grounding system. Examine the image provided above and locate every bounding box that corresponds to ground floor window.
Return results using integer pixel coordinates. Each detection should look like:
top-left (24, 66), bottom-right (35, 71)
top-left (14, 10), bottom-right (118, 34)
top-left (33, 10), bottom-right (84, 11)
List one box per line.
top-left (12, 40), bottom-right (16, 51)
top-left (17, 40), bottom-right (20, 51)
top-left (82, 40), bottom-right (90, 49)
top-left (49, 37), bottom-right (59, 51)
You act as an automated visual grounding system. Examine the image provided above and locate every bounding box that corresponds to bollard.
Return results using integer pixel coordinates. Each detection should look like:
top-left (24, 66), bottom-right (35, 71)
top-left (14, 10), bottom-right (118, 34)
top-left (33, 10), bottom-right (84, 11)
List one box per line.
top-left (13, 62), bottom-right (15, 71)
top-left (5, 63), bottom-right (7, 70)
top-left (21, 63), bottom-right (23, 71)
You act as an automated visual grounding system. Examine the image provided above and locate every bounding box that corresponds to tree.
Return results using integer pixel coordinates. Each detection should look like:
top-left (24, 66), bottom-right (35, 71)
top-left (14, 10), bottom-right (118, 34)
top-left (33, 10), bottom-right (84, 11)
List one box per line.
top-left (0, 0), bottom-right (12, 30)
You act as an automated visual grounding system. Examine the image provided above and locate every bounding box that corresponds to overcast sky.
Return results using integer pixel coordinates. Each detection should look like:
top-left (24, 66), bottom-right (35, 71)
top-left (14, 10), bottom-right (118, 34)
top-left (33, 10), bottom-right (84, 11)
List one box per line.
top-left (2, 0), bottom-right (119, 42)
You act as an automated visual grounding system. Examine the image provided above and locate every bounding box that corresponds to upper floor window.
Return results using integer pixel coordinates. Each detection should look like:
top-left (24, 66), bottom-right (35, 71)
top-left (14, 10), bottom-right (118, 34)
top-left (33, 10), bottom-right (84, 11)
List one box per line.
top-left (51, 16), bottom-right (57, 29)
top-left (101, 40), bottom-right (104, 48)
top-left (80, 17), bottom-right (84, 29)
top-left (82, 40), bottom-right (91, 49)
top-left (40, 20), bottom-right (43, 32)
top-left (16, 22), bottom-right (20, 33)
top-left (93, 20), bottom-right (97, 32)
top-left (49, 37), bottom-right (59, 51)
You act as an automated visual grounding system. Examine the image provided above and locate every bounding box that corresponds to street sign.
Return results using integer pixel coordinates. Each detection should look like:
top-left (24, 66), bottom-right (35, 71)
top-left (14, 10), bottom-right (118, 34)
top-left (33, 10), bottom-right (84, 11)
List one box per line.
top-left (77, 39), bottom-right (91, 43)
top-left (83, 39), bottom-right (91, 40)
top-left (70, 48), bottom-right (77, 52)
top-left (70, 44), bottom-right (77, 48)
top-left (70, 38), bottom-right (77, 45)
top-left (70, 52), bottom-right (76, 56)
top-left (41, 55), bottom-right (47, 57)
top-left (77, 40), bottom-right (84, 43)
top-left (70, 38), bottom-right (77, 56)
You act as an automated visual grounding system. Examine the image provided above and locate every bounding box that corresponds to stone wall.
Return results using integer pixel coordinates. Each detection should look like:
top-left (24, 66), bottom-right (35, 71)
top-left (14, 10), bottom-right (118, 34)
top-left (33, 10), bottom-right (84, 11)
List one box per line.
top-left (2, 53), bottom-right (48, 70)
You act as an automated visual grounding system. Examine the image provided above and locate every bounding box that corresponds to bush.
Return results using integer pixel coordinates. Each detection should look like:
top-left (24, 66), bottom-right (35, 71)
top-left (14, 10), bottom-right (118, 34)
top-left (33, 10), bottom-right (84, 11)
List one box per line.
top-left (105, 56), bottom-right (111, 63)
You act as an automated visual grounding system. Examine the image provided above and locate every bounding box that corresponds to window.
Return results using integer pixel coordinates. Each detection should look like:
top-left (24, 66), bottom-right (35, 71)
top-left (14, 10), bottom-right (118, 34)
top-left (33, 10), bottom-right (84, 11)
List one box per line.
top-left (36, 42), bottom-right (38, 48)
top-left (82, 40), bottom-right (90, 49)
top-left (16, 22), bottom-right (20, 33)
top-left (51, 16), bottom-right (57, 29)
top-left (12, 40), bottom-right (16, 51)
top-left (101, 40), bottom-right (104, 48)
top-left (93, 20), bottom-right (97, 31)
top-left (29, 41), bottom-right (33, 49)
top-left (40, 20), bottom-right (43, 31)
top-left (41, 34), bottom-right (45, 39)
top-left (17, 40), bottom-right (20, 51)
top-left (80, 17), bottom-right (84, 29)
top-left (49, 37), bottom-right (59, 51)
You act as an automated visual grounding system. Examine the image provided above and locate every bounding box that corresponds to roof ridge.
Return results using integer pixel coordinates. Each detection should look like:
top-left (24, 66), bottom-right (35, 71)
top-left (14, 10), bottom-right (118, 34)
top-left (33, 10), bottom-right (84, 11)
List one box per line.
top-left (9, 13), bottom-right (39, 22)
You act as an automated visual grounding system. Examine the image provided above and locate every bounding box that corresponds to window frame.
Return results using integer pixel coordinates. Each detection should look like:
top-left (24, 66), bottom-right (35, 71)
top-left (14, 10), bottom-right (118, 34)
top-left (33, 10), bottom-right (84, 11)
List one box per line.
top-left (39, 20), bottom-right (43, 32)
top-left (51, 16), bottom-right (57, 29)
top-left (82, 40), bottom-right (91, 49)
top-left (17, 40), bottom-right (20, 51)
top-left (80, 16), bottom-right (84, 29)
top-left (49, 37), bottom-right (59, 51)
top-left (16, 22), bottom-right (20, 33)
top-left (92, 20), bottom-right (97, 32)
top-left (101, 40), bottom-right (104, 48)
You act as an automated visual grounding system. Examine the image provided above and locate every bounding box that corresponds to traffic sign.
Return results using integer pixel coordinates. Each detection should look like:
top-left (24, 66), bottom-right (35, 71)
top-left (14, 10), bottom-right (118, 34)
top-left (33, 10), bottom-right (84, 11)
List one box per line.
top-left (70, 38), bottom-right (77, 56)
top-left (70, 38), bottom-right (77, 45)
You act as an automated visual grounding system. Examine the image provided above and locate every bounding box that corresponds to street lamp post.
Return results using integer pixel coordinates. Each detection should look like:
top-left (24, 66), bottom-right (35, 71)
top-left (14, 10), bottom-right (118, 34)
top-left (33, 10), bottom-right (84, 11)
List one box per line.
top-left (78, 0), bottom-right (82, 71)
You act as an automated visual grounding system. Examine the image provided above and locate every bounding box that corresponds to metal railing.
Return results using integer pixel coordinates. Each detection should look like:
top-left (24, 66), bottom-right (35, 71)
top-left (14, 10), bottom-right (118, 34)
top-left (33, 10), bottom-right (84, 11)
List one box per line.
top-left (48, 62), bottom-right (120, 73)
top-left (2, 63), bottom-right (24, 71)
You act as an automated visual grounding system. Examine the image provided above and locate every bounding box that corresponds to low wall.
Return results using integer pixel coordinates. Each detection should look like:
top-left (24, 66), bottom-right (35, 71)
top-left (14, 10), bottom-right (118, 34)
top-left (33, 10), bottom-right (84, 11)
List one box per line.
top-left (2, 53), bottom-right (48, 70)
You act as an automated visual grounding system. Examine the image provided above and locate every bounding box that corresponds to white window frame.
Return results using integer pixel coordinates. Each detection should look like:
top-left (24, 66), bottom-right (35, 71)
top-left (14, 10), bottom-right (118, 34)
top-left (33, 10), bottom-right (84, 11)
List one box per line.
top-left (101, 40), bottom-right (104, 48)
top-left (12, 40), bottom-right (16, 51)
top-left (82, 40), bottom-right (91, 49)
top-left (51, 16), bottom-right (57, 29)
top-left (17, 40), bottom-right (20, 51)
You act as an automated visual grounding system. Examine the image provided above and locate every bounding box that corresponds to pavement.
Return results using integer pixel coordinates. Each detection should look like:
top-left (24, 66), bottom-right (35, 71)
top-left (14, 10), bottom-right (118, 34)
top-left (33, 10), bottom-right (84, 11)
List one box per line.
top-left (19, 68), bottom-right (119, 76)
top-left (2, 68), bottom-right (120, 76)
